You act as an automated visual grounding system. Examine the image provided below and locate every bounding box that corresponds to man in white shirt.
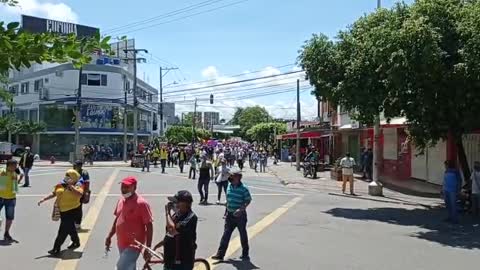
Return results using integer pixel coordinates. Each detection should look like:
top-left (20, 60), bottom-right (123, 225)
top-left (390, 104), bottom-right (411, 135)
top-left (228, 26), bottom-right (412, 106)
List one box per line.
top-left (340, 153), bottom-right (356, 195)
top-left (470, 161), bottom-right (480, 216)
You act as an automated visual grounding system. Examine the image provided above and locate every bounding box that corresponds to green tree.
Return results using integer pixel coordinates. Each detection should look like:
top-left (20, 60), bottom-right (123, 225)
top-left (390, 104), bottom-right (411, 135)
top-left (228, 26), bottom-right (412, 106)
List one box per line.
top-left (237, 106), bottom-right (271, 138)
top-left (228, 108), bottom-right (244, 125)
top-left (246, 122), bottom-right (287, 143)
top-left (299, 0), bottom-right (480, 182)
top-left (165, 126), bottom-right (211, 145)
top-left (0, 2), bottom-right (111, 103)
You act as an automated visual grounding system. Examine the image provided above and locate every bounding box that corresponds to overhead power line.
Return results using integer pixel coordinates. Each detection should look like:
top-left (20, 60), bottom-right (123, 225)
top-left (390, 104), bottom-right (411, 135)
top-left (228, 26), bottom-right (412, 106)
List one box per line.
top-left (164, 63), bottom-right (296, 89)
top-left (162, 70), bottom-right (305, 95)
top-left (108, 0), bottom-right (250, 36)
top-left (105, 0), bottom-right (228, 34)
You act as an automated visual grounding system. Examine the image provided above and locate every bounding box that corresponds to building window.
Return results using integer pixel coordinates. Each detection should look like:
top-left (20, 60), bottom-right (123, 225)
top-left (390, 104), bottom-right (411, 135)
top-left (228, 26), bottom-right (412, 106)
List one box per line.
top-left (9, 85), bottom-right (19, 96)
top-left (34, 79), bottom-right (43, 92)
top-left (81, 73), bottom-right (108, 86)
top-left (21, 82), bottom-right (30, 94)
top-left (148, 93), bottom-right (153, 102)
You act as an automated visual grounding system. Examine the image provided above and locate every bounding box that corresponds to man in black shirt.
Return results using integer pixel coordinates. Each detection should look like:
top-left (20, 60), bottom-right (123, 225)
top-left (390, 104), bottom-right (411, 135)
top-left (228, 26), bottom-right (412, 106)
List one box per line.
top-left (158, 190), bottom-right (198, 270)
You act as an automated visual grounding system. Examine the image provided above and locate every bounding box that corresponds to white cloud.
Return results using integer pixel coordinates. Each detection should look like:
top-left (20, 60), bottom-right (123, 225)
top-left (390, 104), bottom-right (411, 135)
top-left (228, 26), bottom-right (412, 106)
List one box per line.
top-left (201, 66), bottom-right (219, 79)
top-left (1, 0), bottom-right (78, 23)
top-left (166, 65), bottom-right (317, 121)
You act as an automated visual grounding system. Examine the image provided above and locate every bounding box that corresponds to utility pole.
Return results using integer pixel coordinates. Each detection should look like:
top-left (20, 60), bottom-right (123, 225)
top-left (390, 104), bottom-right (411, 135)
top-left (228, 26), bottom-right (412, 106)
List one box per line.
top-left (369, 0), bottom-right (383, 196)
top-left (74, 65), bottom-right (83, 162)
top-left (123, 48), bottom-right (148, 154)
top-left (159, 66), bottom-right (178, 137)
top-left (123, 75), bottom-right (128, 163)
top-left (192, 98), bottom-right (198, 147)
top-left (296, 79), bottom-right (301, 171)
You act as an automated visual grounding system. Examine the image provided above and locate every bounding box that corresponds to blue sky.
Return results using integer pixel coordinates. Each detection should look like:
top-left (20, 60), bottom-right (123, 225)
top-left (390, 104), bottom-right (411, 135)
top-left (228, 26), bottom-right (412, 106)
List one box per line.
top-left (0, 0), bottom-right (413, 120)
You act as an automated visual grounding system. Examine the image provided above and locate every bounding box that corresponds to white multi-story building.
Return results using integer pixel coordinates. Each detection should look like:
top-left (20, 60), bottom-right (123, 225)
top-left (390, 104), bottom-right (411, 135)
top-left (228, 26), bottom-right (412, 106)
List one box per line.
top-left (2, 57), bottom-right (160, 159)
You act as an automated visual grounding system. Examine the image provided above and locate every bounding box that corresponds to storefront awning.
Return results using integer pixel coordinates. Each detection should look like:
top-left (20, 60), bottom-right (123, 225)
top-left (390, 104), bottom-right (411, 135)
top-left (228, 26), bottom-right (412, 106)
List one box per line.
top-left (281, 131), bottom-right (323, 140)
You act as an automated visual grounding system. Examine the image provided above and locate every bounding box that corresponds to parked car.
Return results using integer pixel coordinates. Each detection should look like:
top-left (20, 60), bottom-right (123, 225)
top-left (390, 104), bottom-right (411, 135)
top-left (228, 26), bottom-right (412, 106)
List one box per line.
top-left (0, 142), bottom-right (13, 162)
top-left (11, 144), bottom-right (25, 156)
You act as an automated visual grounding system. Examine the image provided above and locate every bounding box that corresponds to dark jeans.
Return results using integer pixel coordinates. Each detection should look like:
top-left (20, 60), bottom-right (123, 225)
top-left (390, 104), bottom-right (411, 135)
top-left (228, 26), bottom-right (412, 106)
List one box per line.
top-left (444, 191), bottom-right (458, 223)
top-left (74, 202), bottom-right (83, 226)
top-left (217, 212), bottom-right (249, 257)
top-left (237, 160), bottom-right (244, 170)
top-left (161, 159), bottom-right (167, 173)
top-left (179, 160), bottom-right (185, 173)
top-left (189, 167), bottom-right (196, 179)
top-left (198, 178), bottom-right (210, 202)
top-left (217, 181), bottom-right (228, 201)
top-left (142, 160), bottom-right (150, 172)
top-left (54, 206), bottom-right (81, 250)
top-left (22, 167), bottom-right (31, 186)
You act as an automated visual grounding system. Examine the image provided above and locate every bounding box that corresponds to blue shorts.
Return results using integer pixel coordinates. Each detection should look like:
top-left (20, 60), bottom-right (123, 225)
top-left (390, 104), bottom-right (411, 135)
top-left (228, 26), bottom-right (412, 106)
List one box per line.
top-left (0, 198), bottom-right (16, 221)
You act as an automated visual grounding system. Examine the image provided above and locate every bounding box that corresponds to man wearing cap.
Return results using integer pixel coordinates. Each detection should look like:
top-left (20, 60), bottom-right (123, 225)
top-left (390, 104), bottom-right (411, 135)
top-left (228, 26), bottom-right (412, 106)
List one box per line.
top-left (157, 190), bottom-right (198, 270)
top-left (212, 169), bottom-right (252, 261)
top-left (19, 146), bottom-right (35, 187)
top-left (105, 177), bottom-right (154, 270)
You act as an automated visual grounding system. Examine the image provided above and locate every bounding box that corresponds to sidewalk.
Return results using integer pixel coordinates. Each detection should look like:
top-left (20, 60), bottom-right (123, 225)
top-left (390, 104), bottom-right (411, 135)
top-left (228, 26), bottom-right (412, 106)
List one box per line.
top-left (266, 160), bottom-right (442, 207)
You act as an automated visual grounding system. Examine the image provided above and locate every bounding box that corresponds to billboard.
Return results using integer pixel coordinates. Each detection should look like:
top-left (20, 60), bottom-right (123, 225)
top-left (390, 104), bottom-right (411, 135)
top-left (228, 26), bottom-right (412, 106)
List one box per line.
top-left (21, 15), bottom-right (99, 38)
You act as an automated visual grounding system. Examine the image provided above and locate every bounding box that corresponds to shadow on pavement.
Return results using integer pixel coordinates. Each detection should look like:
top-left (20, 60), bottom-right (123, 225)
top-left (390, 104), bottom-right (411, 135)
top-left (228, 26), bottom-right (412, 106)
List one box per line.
top-left (328, 192), bottom-right (437, 208)
top-left (325, 207), bottom-right (480, 250)
top-left (213, 259), bottom-right (260, 270)
top-left (34, 250), bottom-right (83, 260)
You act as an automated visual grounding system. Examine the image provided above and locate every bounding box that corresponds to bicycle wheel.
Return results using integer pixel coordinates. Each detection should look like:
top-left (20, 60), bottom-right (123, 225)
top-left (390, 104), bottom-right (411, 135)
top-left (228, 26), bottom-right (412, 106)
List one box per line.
top-left (142, 259), bottom-right (164, 270)
top-left (193, 258), bottom-right (211, 270)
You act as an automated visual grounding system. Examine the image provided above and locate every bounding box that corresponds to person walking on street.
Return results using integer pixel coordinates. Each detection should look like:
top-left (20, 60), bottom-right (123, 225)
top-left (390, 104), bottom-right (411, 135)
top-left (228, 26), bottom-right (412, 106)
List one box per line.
top-left (212, 169), bottom-right (251, 261)
top-left (38, 169), bottom-right (84, 256)
top-left (215, 159), bottom-right (230, 204)
top-left (158, 190), bottom-right (198, 270)
top-left (198, 156), bottom-right (214, 205)
top-left (73, 160), bottom-right (90, 231)
top-left (142, 148), bottom-right (151, 173)
top-left (237, 149), bottom-right (245, 171)
top-left (152, 146), bottom-right (160, 168)
top-left (443, 160), bottom-right (462, 224)
top-left (105, 176), bottom-right (154, 270)
top-left (19, 146), bottom-right (35, 187)
top-left (188, 154), bottom-right (198, 180)
top-left (179, 148), bottom-right (187, 173)
top-left (340, 153), bottom-right (356, 195)
top-left (0, 159), bottom-right (23, 242)
top-left (471, 161), bottom-right (480, 217)
top-left (160, 146), bottom-right (169, 174)
top-left (259, 150), bottom-right (268, 173)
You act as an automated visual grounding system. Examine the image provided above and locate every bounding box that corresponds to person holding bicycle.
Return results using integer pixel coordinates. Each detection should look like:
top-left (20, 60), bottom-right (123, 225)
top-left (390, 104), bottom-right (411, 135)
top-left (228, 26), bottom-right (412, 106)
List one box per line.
top-left (154, 190), bottom-right (198, 270)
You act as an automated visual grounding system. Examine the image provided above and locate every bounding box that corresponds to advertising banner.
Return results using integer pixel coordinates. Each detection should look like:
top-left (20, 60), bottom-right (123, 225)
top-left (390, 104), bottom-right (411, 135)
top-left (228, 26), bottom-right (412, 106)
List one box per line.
top-left (21, 15), bottom-right (99, 38)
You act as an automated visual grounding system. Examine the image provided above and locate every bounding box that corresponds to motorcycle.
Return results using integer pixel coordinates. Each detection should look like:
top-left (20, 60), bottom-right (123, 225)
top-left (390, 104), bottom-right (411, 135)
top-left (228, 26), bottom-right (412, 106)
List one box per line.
top-left (303, 161), bottom-right (318, 179)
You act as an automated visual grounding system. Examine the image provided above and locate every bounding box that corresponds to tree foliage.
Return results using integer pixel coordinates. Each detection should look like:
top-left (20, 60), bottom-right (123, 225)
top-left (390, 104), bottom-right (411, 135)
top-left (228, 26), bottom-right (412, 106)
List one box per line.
top-left (298, 0), bottom-right (480, 181)
top-left (246, 122), bottom-right (286, 143)
top-left (165, 126), bottom-right (211, 145)
top-left (0, 116), bottom-right (46, 139)
top-left (236, 106), bottom-right (271, 138)
top-left (0, 2), bottom-right (111, 103)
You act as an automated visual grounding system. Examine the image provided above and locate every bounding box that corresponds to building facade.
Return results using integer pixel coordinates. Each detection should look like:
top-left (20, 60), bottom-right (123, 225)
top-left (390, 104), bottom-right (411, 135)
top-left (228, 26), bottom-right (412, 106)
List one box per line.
top-left (2, 59), bottom-right (160, 159)
top-left (203, 111), bottom-right (220, 130)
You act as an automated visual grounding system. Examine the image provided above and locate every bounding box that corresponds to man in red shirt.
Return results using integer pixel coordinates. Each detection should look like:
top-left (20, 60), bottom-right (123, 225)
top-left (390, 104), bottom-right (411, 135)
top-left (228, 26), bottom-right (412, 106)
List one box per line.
top-left (105, 176), bottom-right (153, 270)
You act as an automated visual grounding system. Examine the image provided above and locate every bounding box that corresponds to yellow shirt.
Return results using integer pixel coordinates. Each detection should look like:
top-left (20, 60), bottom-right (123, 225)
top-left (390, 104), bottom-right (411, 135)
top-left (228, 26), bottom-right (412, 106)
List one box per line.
top-left (160, 149), bottom-right (168, 159)
top-left (0, 169), bottom-right (17, 199)
top-left (54, 185), bottom-right (83, 212)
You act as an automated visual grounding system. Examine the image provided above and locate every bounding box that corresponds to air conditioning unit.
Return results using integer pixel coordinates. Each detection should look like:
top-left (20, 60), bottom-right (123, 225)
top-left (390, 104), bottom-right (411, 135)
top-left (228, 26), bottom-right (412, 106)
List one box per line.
top-left (55, 71), bottom-right (63, 77)
top-left (44, 78), bottom-right (49, 84)
top-left (39, 88), bottom-right (49, 100)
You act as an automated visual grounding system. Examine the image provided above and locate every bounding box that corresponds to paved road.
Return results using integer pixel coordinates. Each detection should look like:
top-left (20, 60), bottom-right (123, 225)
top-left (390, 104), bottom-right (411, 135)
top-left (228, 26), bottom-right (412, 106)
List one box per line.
top-left (0, 163), bottom-right (478, 270)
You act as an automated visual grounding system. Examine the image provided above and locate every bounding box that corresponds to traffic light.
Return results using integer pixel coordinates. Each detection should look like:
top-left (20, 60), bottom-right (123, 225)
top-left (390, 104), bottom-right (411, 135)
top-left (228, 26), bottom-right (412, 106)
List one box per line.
top-left (210, 94), bottom-right (214, 104)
